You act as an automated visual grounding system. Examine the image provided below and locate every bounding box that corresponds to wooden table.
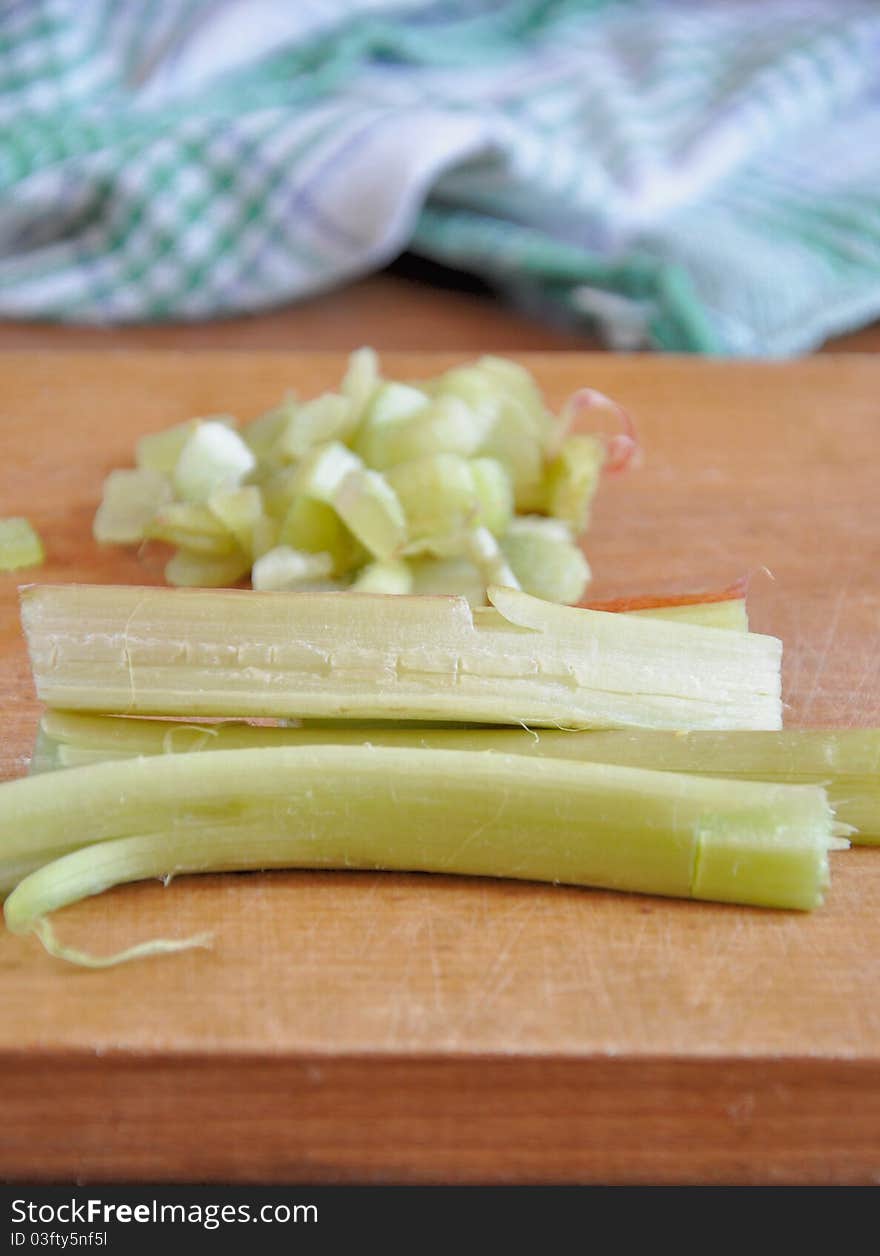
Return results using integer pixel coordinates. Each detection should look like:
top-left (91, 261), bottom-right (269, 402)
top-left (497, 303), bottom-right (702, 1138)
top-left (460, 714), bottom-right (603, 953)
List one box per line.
top-left (1, 277), bottom-right (879, 1186)
top-left (0, 265), bottom-right (878, 354)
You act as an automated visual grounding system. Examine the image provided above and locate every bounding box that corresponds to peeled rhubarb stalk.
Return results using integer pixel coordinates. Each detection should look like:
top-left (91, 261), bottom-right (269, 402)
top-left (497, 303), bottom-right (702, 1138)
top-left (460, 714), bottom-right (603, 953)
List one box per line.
top-left (19, 583), bottom-right (783, 730)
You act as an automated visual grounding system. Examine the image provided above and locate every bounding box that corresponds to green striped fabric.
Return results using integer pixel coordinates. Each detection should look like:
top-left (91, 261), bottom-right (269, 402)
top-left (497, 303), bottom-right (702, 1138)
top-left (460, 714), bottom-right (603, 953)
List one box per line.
top-left (2, 1), bottom-right (879, 354)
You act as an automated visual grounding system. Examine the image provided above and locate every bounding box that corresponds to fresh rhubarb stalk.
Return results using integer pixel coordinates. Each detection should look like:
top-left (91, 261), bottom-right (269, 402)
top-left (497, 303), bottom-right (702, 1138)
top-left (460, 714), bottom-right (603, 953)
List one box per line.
top-left (20, 583), bottom-right (782, 730)
top-left (32, 713), bottom-right (879, 844)
top-left (0, 746), bottom-right (842, 965)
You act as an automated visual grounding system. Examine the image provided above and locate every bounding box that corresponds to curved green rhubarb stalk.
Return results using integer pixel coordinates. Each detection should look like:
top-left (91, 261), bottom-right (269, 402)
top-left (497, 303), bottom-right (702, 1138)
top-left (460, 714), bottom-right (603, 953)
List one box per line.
top-left (0, 745), bottom-right (842, 966)
top-left (32, 713), bottom-right (880, 844)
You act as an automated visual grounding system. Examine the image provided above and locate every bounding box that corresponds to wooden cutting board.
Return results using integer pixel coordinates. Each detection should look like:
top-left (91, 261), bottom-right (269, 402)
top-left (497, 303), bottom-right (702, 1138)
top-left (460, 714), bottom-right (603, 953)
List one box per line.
top-left (1, 351), bottom-right (879, 1186)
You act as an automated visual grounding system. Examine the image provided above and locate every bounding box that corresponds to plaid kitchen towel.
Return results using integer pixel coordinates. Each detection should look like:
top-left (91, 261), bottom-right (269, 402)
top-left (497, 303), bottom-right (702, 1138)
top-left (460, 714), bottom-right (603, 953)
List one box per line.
top-left (1, 0), bottom-right (880, 354)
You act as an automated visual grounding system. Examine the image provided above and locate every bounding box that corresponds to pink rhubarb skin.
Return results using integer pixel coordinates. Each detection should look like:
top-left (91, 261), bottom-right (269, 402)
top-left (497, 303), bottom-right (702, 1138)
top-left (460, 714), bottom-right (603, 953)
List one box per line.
top-left (582, 578), bottom-right (749, 615)
top-left (558, 386), bottom-right (640, 472)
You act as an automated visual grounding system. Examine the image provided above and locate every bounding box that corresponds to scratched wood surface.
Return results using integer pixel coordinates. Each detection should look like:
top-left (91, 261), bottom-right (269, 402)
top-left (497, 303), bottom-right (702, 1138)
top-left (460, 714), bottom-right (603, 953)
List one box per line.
top-left (1, 352), bottom-right (879, 1185)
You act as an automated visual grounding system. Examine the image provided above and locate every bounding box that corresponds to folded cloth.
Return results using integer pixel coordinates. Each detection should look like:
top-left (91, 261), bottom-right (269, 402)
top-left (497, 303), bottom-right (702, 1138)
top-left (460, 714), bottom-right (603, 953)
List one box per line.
top-left (1, 0), bottom-right (879, 354)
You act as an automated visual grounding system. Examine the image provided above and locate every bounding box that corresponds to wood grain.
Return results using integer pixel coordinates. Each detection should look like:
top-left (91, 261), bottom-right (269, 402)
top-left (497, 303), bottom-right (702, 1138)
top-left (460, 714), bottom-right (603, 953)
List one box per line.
top-left (1, 351), bottom-right (879, 1184)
